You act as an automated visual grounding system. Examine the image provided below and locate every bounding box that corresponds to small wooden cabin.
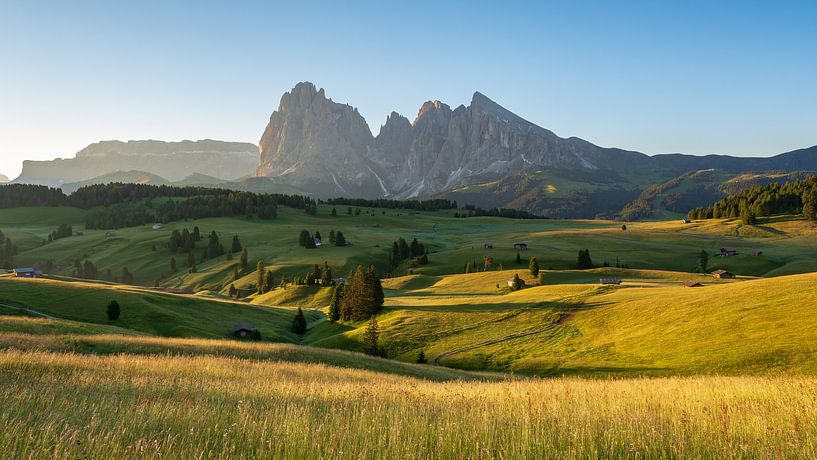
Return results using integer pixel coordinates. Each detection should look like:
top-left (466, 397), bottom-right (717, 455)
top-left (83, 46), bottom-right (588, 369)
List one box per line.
top-left (683, 280), bottom-right (703, 288)
top-left (512, 243), bottom-right (528, 250)
top-left (232, 322), bottom-right (257, 338)
top-left (484, 243), bottom-right (493, 249)
top-left (13, 268), bottom-right (43, 278)
top-left (712, 269), bottom-right (735, 279)
top-left (719, 248), bottom-right (737, 257)
top-left (599, 278), bottom-right (621, 285)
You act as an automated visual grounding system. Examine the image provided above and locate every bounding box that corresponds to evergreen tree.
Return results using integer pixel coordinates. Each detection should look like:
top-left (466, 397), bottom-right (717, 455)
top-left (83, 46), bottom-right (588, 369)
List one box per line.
top-left (291, 307), bottom-right (307, 334)
top-left (464, 263), bottom-right (471, 274)
top-left (121, 267), bottom-right (133, 284)
top-left (231, 235), bottom-right (242, 253)
top-left (106, 300), bottom-right (120, 320)
top-left (265, 271), bottom-right (274, 293)
top-left (577, 249), bottom-right (594, 269)
top-left (398, 238), bottom-right (409, 260)
top-left (328, 284), bottom-right (343, 322)
top-left (416, 349), bottom-right (428, 364)
top-left (516, 252), bottom-right (522, 264)
top-left (417, 253), bottom-right (429, 265)
top-left (329, 229), bottom-right (336, 245)
top-left (240, 248), bottom-right (249, 268)
top-left (511, 273), bottom-right (524, 291)
top-left (538, 272), bottom-right (546, 285)
top-left (192, 226), bottom-right (201, 242)
top-left (190, 263), bottom-right (197, 274)
top-left (804, 189), bottom-right (817, 221)
top-left (169, 229), bottom-right (182, 251)
top-left (187, 252), bottom-right (195, 268)
top-left (256, 261), bottom-right (267, 294)
top-left (696, 249), bottom-right (709, 274)
top-left (528, 257), bottom-right (539, 277)
top-left (331, 207), bottom-right (337, 216)
top-left (83, 259), bottom-right (97, 279)
top-left (299, 229), bottom-right (311, 247)
top-left (366, 265), bottom-right (385, 315)
top-left (409, 238), bottom-right (422, 258)
top-left (170, 257), bottom-right (177, 272)
top-left (335, 231), bottom-right (347, 246)
top-left (362, 316), bottom-right (380, 356)
top-left (228, 284), bottom-right (237, 298)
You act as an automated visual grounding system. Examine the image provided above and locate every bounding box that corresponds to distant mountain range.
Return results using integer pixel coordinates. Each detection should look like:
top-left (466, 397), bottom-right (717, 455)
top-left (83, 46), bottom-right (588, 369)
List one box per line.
top-left (13, 139), bottom-right (258, 187)
top-left (8, 82), bottom-right (817, 218)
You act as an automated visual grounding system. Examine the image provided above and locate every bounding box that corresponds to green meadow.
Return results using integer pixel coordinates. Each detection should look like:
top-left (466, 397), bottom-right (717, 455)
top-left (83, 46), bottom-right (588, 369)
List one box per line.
top-left (3, 205), bottom-right (817, 456)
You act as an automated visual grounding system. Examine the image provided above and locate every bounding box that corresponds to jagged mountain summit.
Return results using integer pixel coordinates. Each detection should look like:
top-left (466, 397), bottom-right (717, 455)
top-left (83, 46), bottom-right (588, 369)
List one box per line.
top-left (14, 139), bottom-right (258, 187)
top-left (255, 82), bottom-right (653, 199)
top-left (255, 82), bottom-right (817, 217)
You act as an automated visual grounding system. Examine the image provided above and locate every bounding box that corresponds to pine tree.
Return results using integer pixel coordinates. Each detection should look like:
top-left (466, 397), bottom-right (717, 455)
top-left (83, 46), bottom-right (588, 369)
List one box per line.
top-left (265, 271), bottom-right (274, 293)
top-left (299, 229), bottom-right (311, 247)
top-left (256, 261), bottom-right (266, 294)
top-left (328, 284), bottom-right (343, 322)
top-left (577, 249), bottom-right (593, 269)
top-left (366, 265), bottom-right (384, 316)
top-left (329, 229), bottom-right (336, 245)
top-left (416, 349), bottom-right (428, 364)
top-left (331, 207), bottom-right (337, 216)
top-left (106, 300), bottom-right (120, 320)
top-left (240, 248), bottom-right (249, 268)
top-left (335, 231), bottom-right (347, 246)
top-left (528, 257), bottom-right (539, 277)
top-left (511, 273), bottom-right (524, 291)
top-left (231, 235), bottom-right (242, 253)
top-left (192, 226), bottom-right (201, 242)
top-left (229, 284), bottom-right (237, 298)
top-left (696, 249), bottom-right (709, 274)
top-left (187, 252), bottom-right (195, 268)
top-left (804, 189), bottom-right (817, 221)
top-left (291, 307), bottom-right (307, 334)
top-left (516, 252), bottom-right (522, 264)
top-left (170, 257), bottom-right (177, 272)
top-left (362, 316), bottom-right (380, 356)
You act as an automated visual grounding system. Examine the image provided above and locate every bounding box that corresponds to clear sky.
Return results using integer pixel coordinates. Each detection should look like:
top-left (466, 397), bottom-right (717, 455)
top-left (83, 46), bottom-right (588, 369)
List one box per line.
top-left (1, 0), bottom-right (816, 178)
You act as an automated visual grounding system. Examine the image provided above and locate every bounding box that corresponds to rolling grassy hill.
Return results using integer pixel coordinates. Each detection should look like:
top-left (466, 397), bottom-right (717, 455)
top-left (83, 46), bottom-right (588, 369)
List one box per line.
top-left (287, 268), bottom-right (817, 377)
top-left (4, 205), bottom-right (817, 295)
top-left (0, 277), bottom-right (299, 341)
top-left (1, 313), bottom-right (816, 457)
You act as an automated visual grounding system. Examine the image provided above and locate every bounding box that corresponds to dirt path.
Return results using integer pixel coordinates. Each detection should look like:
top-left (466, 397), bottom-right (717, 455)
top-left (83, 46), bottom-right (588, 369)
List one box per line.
top-left (0, 302), bottom-right (56, 319)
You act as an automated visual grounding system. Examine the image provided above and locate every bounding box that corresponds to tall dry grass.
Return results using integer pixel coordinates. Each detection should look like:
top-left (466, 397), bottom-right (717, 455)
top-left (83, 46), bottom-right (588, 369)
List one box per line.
top-left (2, 349), bottom-right (816, 458)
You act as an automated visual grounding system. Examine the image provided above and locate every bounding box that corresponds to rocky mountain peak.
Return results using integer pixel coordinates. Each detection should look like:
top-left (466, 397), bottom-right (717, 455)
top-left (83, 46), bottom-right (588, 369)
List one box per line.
top-left (414, 100), bottom-right (451, 127)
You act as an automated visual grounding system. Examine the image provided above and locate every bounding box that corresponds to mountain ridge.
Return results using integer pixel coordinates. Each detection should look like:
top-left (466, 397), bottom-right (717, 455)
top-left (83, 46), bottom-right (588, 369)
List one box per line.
top-left (253, 82), bottom-right (817, 217)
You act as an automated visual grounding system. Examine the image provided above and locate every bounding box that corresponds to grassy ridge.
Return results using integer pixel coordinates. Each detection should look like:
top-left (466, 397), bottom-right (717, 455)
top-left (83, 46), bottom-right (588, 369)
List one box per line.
top-left (0, 277), bottom-right (297, 341)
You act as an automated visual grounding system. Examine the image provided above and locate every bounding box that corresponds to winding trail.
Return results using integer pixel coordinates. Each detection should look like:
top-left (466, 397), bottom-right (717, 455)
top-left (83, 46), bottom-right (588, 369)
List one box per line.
top-left (0, 302), bottom-right (55, 319)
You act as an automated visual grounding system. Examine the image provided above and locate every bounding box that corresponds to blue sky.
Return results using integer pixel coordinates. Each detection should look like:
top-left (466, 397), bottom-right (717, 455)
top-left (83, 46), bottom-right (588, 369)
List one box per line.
top-left (1, 0), bottom-right (815, 178)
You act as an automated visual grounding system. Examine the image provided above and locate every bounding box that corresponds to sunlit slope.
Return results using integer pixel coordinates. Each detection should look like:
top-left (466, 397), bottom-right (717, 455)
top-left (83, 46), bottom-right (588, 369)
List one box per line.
top-left (0, 277), bottom-right (297, 341)
top-left (316, 270), bottom-right (817, 376)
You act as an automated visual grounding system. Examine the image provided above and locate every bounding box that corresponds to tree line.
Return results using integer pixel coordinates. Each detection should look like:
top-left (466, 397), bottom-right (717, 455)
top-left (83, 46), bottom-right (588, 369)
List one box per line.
top-left (687, 176), bottom-right (817, 223)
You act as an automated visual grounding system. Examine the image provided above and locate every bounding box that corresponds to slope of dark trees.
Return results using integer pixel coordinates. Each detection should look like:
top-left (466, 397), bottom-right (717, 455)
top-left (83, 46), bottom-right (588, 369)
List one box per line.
top-left (688, 176), bottom-right (817, 220)
top-left (0, 183), bottom-right (315, 229)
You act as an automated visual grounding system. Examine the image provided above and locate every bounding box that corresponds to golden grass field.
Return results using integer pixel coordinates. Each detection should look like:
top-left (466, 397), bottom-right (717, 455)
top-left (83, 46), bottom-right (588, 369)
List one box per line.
top-left (2, 347), bottom-right (817, 458)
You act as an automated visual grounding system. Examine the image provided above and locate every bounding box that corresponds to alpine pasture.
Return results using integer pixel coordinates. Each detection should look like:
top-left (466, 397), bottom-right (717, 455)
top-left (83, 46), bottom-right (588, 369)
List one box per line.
top-left (3, 204), bottom-right (817, 457)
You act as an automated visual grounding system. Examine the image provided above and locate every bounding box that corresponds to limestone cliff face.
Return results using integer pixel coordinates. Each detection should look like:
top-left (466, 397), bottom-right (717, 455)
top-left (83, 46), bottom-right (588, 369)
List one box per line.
top-left (255, 83), bottom-right (643, 198)
top-left (15, 140), bottom-right (258, 186)
top-left (254, 82), bottom-right (817, 203)
top-left (256, 82), bottom-right (388, 197)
